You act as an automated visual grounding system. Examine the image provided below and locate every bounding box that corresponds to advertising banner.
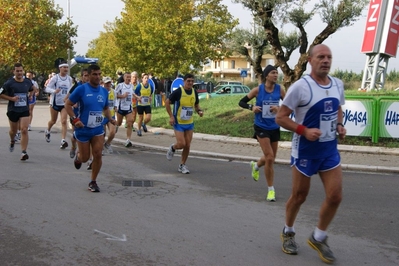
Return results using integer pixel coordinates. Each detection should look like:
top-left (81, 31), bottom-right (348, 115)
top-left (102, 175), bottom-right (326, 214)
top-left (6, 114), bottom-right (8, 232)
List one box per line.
top-left (378, 101), bottom-right (399, 137)
top-left (341, 100), bottom-right (373, 136)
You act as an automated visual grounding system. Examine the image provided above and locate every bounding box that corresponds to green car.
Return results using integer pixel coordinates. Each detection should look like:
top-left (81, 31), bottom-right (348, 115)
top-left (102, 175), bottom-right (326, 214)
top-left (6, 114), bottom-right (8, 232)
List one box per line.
top-left (199, 84), bottom-right (251, 100)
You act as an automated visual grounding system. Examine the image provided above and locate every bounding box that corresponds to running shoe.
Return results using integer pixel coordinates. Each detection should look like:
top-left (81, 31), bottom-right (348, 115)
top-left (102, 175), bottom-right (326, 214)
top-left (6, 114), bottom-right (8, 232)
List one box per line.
top-left (142, 123), bottom-right (148, 132)
top-left (250, 161), bottom-right (259, 181)
top-left (166, 144), bottom-right (174, 161)
top-left (115, 125), bottom-right (119, 133)
top-left (20, 152), bottom-right (29, 161)
top-left (74, 153), bottom-right (82, 170)
top-left (125, 139), bottom-right (132, 147)
top-left (178, 164), bottom-right (190, 174)
top-left (281, 230), bottom-right (298, 255)
top-left (87, 160), bottom-right (92, 170)
top-left (137, 130), bottom-right (142, 137)
top-left (308, 234), bottom-right (335, 264)
top-left (28, 124), bottom-right (31, 131)
top-left (69, 148), bottom-right (76, 158)
top-left (45, 129), bottom-right (51, 143)
top-left (266, 190), bottom-right (276, 202)
top-left (104, 143), bottom-right (113, 154)
top-left (60, 140), bottom-right (68, 149)
top-left (16, 132), bottom-right (21, 141)
top-left (9, 141), bottom-right (15, 152)
top-left (14, 134), bottom-right (19, 143)
top-left (88, 181), bottom-right (100, 192)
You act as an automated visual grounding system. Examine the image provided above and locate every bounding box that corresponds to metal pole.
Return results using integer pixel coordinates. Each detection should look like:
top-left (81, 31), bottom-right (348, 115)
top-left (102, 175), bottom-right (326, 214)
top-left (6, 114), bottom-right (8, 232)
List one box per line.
top-left (67, 0), bottom-right (71, 75)
top-left (250, 18), bottom-right (255, 82)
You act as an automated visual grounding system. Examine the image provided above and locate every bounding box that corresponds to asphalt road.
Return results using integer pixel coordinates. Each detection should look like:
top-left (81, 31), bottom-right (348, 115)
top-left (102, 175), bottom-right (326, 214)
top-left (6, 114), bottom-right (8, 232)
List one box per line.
top-left (0, 119), bottom-right (398, 265)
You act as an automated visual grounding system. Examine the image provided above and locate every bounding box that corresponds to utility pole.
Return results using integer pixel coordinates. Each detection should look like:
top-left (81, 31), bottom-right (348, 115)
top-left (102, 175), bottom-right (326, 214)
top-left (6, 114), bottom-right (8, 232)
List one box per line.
top-left (67, 0), bottom-right (71, 75)
top-left (250, 17), bottom-right (255, 82)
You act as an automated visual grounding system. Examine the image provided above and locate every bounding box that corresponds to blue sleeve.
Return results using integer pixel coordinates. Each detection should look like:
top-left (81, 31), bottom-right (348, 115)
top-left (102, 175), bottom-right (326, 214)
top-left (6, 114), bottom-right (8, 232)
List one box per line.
top-left (69, 84), bottom-right (84, 104)
top-left (151, 84), bottom-right (155, 95)
top-left (134, 84), bottom-right (141, 95)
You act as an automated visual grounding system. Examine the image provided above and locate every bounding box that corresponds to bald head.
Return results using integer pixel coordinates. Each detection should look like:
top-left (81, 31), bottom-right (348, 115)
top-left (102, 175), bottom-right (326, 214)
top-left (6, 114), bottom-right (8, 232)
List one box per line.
top-left (308, 44), bottom-right (332, 80)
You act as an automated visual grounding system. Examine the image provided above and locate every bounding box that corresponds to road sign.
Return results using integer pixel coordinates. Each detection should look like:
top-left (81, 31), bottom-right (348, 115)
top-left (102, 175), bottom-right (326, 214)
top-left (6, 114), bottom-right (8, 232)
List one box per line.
top-left (240, 70), bottom-right (248, 78)
top-left (171, 77), bottom-right (184, 92)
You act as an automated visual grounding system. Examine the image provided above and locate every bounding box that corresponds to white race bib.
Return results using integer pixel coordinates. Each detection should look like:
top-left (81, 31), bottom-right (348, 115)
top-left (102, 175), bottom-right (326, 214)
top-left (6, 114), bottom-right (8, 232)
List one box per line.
top-left (262, 100), bottom-right (279, 118)
top-left (319, 112), bottom-right (338, 142)
top-left (55, 87), bottom-right (68, 106)
top-left (180, 107), bottom-right (193, 120)
top-left (15, 93), bottom-right (27, 107)
top-left (87, 111), bottom-right (103, 128)
top-left (141, 96), bottom-right (149, 104)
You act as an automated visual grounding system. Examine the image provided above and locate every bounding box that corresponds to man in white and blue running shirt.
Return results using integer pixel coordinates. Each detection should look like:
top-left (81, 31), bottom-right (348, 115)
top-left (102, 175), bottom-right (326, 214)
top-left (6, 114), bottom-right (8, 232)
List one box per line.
top-left (276, 44), bottom-right (346, 264)
top-left (65, 64), bottom-right (116, 192)
top-left (44, 61), bottom-right (73, 149)
top-left (115, 72), bottom-right (135, 147)
top-left (0, 63), bottom-right (34, 161)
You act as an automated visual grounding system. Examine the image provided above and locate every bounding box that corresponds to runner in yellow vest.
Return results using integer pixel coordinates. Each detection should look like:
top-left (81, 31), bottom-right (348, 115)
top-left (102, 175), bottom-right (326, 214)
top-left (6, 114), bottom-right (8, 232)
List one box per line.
top-left (134, 73), bottom-right (155, 136)
top-left (165, 73), bottom-right (204, 174)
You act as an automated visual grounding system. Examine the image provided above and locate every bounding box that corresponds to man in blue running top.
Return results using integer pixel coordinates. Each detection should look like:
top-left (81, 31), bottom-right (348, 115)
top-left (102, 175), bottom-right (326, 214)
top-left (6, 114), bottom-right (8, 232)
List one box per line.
top-left (0, 63), bottom-right (34, 161)
top-left (276, 44), bottom-right (346, 263)
top-left (65, 64), bottom-right (116, 192)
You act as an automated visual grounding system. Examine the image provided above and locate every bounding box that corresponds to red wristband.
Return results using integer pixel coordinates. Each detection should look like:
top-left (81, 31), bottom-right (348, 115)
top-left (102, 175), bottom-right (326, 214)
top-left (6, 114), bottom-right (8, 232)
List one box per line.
top-left (295, 124), bottom-right (306, 135)
top-left (72, 117), bottom-right (80, 125)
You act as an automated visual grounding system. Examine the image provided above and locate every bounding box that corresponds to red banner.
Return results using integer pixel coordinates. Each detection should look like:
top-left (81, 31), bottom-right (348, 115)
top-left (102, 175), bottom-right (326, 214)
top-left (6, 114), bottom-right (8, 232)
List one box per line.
top-left (361, 0), bottom-right (383, 53)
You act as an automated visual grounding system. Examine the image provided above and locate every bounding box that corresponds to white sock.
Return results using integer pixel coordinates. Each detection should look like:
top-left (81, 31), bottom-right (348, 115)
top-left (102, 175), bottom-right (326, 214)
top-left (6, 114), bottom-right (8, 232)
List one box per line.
top-left (268, 186), bottom-right (274, 191)
top-left (313, 227), bottom-right (327, 242)
top-left (284, 225), bottom-right (295, 234)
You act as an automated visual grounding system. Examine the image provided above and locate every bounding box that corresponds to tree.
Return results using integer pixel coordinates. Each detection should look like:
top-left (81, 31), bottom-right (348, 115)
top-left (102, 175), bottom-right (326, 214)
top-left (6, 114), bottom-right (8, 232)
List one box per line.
top-left (87, 22), bottom-right (121, 78)
top-left (106, 0), bottom-right (238, 77)
top-left (0, 0), bottom-right (77, 73)
top-left (233, 0), bottom-right (368, 89)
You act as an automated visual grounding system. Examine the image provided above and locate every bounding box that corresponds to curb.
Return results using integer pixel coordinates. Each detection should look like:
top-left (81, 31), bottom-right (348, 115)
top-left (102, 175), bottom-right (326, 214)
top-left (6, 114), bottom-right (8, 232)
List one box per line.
top-left (109, 127), bottom-right (399, 174)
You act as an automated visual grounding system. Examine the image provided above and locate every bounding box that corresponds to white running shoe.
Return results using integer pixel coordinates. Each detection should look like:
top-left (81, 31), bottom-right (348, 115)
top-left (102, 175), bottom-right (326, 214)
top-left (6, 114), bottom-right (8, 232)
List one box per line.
top-left (178, 164), bottom-right (190, 174)
top-left (45, 129), bottom-right (51, 143)
top-left (104, 143), bottom-right (113, 154)
top-left (166, 144), bottom-right (174, 161)
top-left (125, 139), bottom-right (132, 147)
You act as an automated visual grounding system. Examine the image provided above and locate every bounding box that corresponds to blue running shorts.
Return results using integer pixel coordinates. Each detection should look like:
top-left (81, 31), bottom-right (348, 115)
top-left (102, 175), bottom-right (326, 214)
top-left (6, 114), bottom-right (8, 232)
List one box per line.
top-left (291, 151), bottom-right (341, 177)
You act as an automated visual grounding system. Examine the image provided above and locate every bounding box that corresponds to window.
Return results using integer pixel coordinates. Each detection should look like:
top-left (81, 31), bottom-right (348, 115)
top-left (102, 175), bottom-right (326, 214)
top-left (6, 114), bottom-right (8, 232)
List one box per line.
top-left (231, 60), bottom-right (235, 69)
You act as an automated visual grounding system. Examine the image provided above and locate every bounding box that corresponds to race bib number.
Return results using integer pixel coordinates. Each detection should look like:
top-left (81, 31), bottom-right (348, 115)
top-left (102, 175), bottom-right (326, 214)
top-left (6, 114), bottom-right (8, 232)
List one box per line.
top-left (262, 100), bottom-right (279, 118)
top-left (141, 96), bottom-right (149, 104)
top-left (15, 93), bottom-right (27, 107)
top-left (121, 95), bottom-right (132, 111)
top-left (55, 87), bottom-right (68, 106)
top-left (180, 107), bottom-right (193, 120)
top-left (319, 112), bottom-right (338, 142)
top-left (108, 100), bottom-right (114, 108)
top-left (87, 111), bottom-right (103, 128)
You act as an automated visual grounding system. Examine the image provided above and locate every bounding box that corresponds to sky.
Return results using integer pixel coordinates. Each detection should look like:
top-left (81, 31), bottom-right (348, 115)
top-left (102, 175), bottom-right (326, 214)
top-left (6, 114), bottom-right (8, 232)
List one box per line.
top-left (54, 0), bottom-right (399, 73)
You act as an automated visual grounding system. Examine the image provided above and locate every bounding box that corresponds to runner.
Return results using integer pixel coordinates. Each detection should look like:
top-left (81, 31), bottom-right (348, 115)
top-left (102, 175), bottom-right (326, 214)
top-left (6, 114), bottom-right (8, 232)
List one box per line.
top-left (102, 76), bottom-right (116, 154)
top-left (65, 64), bottom-right (116, 192)
top-left (165, 73), bottom-right (204, 174)
top-left (130, 71), bottom-right (140, 132)
top-left (26, 71), bottom-right (39, 131)
top-left (66, 68), bottom-right (89, 158)
top-left (115, 72), bottom-right (135, 147)
top-left (239, 65), bottom-right (286, 202)
top-left (134, 73), bottom-right (155, 136)
top-left (44, 61), bottom-right (73, 149)
top-left (0, 63), bottom-right (34, 160)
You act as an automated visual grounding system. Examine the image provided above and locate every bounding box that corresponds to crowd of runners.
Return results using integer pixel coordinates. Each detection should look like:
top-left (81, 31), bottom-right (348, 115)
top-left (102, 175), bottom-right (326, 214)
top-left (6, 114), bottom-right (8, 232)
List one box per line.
top-left (0, 44), bottom-right (346, 263)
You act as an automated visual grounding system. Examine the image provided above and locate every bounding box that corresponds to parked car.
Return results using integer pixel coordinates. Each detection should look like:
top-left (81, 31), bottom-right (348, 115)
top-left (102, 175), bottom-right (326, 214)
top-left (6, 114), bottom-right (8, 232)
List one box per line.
top-left (215, 80), bottom-right (242, 86)
top-left (198, 84), bottom-right (250, 99)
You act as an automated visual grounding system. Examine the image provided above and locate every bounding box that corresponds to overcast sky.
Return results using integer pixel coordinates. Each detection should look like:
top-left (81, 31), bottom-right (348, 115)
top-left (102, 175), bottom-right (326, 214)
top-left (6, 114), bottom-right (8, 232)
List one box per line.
top-left (54, 0), bottom-right (399, 73)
